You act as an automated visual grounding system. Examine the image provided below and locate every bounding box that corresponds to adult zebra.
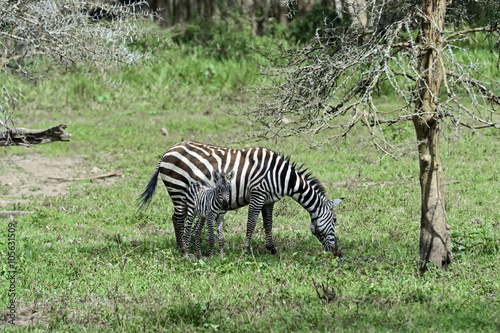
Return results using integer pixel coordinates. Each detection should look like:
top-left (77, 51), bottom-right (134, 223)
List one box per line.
top-left (140, 141), bottom-right (343, 254)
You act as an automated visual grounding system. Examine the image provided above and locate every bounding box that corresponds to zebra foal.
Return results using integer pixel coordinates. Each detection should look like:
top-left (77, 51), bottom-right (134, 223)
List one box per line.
top-left (140, 141), bottom-right (343, 255)
top-left (183, 170), bottom-right (234, 259)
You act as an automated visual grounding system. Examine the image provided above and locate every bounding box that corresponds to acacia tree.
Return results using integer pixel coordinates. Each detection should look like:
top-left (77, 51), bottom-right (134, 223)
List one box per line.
top-left (0, 0), bottom-right (157, 146)
top-left (240, 0), bottom-right (500, 271)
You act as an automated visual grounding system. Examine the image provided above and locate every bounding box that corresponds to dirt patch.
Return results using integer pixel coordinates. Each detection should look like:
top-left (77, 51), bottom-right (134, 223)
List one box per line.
top-left (0, 154), bottom-right (122, 208)
top-left (0, 307), bottom-right (49, 329)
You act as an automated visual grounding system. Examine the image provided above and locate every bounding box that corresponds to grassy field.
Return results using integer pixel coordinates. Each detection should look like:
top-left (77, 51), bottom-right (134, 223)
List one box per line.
top-left (1, 24), bottom-right (499, 332)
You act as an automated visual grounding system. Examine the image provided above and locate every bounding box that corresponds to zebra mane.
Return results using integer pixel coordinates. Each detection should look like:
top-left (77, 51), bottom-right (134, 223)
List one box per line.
top-left (282, 154), bottom-right (327, 198)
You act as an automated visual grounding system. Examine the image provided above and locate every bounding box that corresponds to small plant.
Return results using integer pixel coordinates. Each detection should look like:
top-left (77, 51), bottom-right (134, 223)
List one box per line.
top-left (0, 184), bottom-right (11, 196)
top-left (311, 278), bottom-right (336, 303)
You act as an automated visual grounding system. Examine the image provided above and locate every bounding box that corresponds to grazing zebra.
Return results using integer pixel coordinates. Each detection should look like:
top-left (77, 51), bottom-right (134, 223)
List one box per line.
top-left (184, 170), bottom-right (234, 259)
top-left (140, 141), bottom-right (343, 254)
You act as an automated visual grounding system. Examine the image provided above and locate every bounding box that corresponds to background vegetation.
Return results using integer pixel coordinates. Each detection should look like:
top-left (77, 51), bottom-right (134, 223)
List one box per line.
top-left (1, 9), bottom-right (499, 332)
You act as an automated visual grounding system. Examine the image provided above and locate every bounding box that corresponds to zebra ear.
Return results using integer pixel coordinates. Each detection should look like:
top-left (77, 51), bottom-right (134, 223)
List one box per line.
top-left (328, 198), bottom-right (344, 209)
top-left (227, 170), bottom-right (235, 181)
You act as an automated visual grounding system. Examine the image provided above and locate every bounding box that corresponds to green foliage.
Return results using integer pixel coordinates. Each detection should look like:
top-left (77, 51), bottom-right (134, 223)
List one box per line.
top-left (0, 22), bottom-right (499, 332)
top-left (173, 19), bottom-right (251, 60)
top-left (288, 5), bottom-right (344, 43)
top-left (169, 12), bottom-right (295, 62)
top-left (448, 0), bottom-right (500, 27)
top-left (171, 15), bottom-right (253, 61)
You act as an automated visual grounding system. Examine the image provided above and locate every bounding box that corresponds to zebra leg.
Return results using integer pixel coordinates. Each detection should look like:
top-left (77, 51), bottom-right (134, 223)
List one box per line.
top-left (207, 213), bottom-right (215, 259)
top-left (182, 210), bottom-right (196, 255)
top-left (215, 213), bottom-right (225, 259)
top-left (172, 202), bottom-right (187, 252)
top-left (194, 217), bottom-right (205, 259)
top-left (246, 195), bottom-right (265, 254)
top-left (262, 203), bottom-right (277, 254)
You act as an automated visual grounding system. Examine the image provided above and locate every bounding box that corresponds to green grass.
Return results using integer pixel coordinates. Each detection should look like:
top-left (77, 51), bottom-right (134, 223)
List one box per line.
top-left (0, 24), bottom-right (499, 332)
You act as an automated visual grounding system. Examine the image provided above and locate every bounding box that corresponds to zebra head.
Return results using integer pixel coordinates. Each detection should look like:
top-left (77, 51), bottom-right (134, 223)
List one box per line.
top-left (212, 169), bottom-right (235, 210)
top-left (310, 198), bottom-right (343, 253)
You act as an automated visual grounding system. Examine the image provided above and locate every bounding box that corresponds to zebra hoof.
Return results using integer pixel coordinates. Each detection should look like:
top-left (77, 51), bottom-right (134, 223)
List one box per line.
top-left (266, 245), bottom-right (278, 255)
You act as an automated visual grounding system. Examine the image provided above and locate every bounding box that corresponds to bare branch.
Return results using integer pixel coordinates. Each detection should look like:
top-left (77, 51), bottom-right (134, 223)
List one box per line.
top-left (233, 0), bottom-right (499, 158)
top-left (445, 70), bottom-right (500, 105)
top-left (362, 113), bottom-right (415, 126)
top-left (1, 0), bottom-right (160, 134)
top-left (446, 26), bottom-right (500, 42)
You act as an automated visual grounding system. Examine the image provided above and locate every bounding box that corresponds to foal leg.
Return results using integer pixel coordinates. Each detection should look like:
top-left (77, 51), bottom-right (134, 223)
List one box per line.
top-left (207, 213), bottom-right (215, 259)
top-left (194, 217), bottom-right (206, 260)
top-left (215, 213), bottom-right (226, 259)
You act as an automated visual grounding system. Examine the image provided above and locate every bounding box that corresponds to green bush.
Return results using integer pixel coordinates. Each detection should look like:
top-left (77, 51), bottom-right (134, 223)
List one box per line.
top-left (170, 15), bottom-right (256, 61)
top-left (288, 5), bottom-right (344, 43)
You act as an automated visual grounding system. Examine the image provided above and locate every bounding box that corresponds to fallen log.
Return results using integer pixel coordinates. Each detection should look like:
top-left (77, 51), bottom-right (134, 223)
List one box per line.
top-left (0, 124), bottom-right (71, 146)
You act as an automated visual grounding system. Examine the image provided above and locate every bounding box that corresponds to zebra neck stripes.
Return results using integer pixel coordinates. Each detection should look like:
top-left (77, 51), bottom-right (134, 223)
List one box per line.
top-left (186, 181), bottom-right (219, 216)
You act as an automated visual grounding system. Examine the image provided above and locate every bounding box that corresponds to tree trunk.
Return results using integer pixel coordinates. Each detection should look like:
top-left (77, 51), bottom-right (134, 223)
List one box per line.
top-left (274, 1), bottom-right (288, 26)
top-left (344, 0), bottom-right (367, 27)
top-left (173, 0), bottom-right (188, 24)
top-left (257, 0), bottom-right (271, 35)
top-left (413, 119), bottom-right (451, 272)
top-left (298, 0), bottom-right (315, 17)
top-left (243, 0), bottom-right (257, 35)
top-left (414, 0), bottom-right (451, 272)
top-left (201, 0), bottom-right (219, 23)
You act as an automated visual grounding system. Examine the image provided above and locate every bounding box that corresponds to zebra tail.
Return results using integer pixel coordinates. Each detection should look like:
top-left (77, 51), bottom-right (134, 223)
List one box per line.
top-left (138, 162), bottom-right (161, 210)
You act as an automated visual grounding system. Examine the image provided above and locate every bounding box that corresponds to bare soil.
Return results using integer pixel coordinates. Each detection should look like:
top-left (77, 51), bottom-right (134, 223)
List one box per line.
top-left (0, 154), bottom-right (122, 208)
top-left (0, 306), bottom-right (48, 329)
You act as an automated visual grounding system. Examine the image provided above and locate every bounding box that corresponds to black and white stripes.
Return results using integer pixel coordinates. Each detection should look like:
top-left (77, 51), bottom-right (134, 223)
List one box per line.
top-left (183, 170), bottom-right (234, 259)
top-left (140, 141), bottom-right (343, 254)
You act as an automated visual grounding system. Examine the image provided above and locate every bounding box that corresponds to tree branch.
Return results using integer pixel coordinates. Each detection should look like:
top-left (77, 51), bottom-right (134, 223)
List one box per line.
top-left (445, 26), bottom-right (500, 42)
top-left (445, 70), bottom-right (500, 106)
top-left (0, 124), bottom-right (72, 146)
top-left (361, 113), bottom-right (415, 126)
top-left (0, 51), bottom-right (47, 70)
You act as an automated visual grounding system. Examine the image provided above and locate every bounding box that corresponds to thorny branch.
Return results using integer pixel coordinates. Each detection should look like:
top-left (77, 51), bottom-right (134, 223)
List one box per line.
top-left (0, 0), bottom-right (158, 138)
top-left (235, 0), bottom-right (500, 158)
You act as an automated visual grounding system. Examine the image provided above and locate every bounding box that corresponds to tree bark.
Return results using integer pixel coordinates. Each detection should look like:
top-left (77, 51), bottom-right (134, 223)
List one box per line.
top-left (298, 0), bottom-right (315, 17)
top-left (257, 0), bottom-right (271, 35)
top-left (274, 1), bottom-right (288, 26)
top-left (344, 0), bottom-right (367, 27)
top-left (173, 0), bottom-right (188, 24)
top-left (243, 0), bottom-right (257, 35)
top-left (414, 0), bottom-right (451, 272)
top-left (0, 124), bottom-right (71, 146)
